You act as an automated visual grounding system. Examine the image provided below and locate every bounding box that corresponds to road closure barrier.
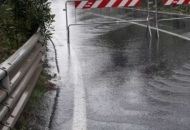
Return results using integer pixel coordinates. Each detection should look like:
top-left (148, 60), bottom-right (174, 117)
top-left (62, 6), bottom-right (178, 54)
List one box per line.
top-left (163, 0), bottom-right (190, 5)
top-left (75, 0), bottom-right (141, 9)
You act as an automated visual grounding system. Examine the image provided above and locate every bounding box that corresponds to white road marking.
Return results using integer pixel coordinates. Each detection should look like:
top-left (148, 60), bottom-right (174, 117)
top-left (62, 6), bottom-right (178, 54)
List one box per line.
top-left (71, 47), bottom-right (87, 130)
top-left (50, 1), bottom-right (87, 129)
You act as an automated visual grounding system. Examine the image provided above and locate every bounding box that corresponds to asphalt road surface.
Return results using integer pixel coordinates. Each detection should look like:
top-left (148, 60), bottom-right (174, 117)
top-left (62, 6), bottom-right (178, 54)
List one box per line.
top-left (44, 0), bottom-right (190, 130)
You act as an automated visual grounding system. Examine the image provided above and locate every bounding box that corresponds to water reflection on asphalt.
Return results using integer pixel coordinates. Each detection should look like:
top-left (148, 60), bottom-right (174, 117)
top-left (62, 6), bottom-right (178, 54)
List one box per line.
top-left (70, 18), bottom-right (190, 130)
top-left (45, 1), bottom-right (190, 130)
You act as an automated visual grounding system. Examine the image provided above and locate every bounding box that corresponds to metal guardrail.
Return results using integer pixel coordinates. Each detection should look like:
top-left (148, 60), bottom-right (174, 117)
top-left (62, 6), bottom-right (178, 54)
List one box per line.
top-left (0, 32), bottom-right (44, 130)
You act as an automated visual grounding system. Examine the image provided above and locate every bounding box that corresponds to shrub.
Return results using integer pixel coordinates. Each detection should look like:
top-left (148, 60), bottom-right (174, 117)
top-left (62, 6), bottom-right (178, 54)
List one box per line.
top-left (0, 0), bottom-right (54, 62)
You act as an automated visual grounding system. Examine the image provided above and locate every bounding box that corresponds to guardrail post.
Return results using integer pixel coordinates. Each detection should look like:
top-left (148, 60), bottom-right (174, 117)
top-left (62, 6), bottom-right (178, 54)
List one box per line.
top-left (0, 67), bottom-right (10, 91)
top-left (39, 36), bottom-right (46, 62)
top-left (1, 75), bottom-right (10, 91)
top-left (40, 50), bottom-right (45, 62)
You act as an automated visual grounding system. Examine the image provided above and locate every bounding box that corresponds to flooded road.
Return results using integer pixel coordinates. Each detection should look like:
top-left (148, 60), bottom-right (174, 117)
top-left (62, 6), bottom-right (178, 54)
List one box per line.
top-left (44, 0), bottom-right (190, 130)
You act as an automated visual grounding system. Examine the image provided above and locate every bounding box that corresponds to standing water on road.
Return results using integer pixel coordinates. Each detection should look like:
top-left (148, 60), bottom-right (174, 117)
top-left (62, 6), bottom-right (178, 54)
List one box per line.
top-left (34, 1), bottom-right (190, 130)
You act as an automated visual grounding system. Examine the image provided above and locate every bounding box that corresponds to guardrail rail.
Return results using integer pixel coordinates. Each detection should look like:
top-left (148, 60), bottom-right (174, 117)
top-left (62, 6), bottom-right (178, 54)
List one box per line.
top-left (0, 32), bottom-right (45, 130)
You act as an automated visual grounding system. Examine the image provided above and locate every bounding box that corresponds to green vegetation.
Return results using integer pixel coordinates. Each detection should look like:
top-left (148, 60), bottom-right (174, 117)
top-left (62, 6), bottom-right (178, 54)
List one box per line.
top-left (158, 6), bottom-right (190, 14)
top-left (14, 72), bottom-right (46, 130)
top-left (14, 66), bottom-right (52, 130)
top-left (0, 0), bottom-right (55, 129)
top-left (0, 0), bottom-right (54, 63)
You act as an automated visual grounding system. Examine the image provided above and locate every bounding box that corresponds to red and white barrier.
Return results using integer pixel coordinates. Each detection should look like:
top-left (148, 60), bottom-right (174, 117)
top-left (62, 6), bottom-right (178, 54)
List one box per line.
top-left (75, 0), bottom-right (141, 9)
top-left (163, 0), bottom-right (190, 5)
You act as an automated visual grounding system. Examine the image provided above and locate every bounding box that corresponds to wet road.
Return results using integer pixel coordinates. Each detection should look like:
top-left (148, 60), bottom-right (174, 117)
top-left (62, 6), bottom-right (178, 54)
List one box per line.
top-left (46, 0), bottom-right (190, 130)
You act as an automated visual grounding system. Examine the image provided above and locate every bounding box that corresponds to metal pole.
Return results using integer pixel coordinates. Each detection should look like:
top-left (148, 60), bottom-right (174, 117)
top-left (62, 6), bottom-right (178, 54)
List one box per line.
top-left (132, 8), bottom-right (134, 18)
top-left (147, 0), bottom-right (151, 37)
top-left (147, 0), bottom-right (152, 48)
top-left (91, 9), bottom-right (93, 23)
top-left (156, 38), bottom-right (160, 65)
top-left (147, 0), bottom-right (150, 32)
top-left (100, 9), bottom-right (101, 22)
top-left (75, 9), bottom-right (77, 23)
top-left (64, 1), bottom-right (69, 43)
top-left (83, 10), bottom-right (85, 23)
top-left (186, 6), bottom-right (188, 14)
top-left (68, 26), bottom-right (70, 44)
top-left (155, 0), bottom-right (159, 38)
top-left (148, 39), bottom-right (152, 62)
top-left (155, 0), bottom-right (158, 28)
top-left (148, 0), bottom-right (150, 20)
top-left (2, 75), bottom-right (10, 91)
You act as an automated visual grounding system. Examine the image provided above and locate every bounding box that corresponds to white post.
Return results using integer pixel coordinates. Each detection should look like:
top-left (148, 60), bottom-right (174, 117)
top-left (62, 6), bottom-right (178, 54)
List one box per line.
top-left (155, 0), bottom-right (159, 38)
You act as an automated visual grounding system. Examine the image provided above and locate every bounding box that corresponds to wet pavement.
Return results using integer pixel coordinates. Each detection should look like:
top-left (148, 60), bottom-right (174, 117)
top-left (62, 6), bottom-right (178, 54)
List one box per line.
top-left (37, 0), bottom-right (190, 130)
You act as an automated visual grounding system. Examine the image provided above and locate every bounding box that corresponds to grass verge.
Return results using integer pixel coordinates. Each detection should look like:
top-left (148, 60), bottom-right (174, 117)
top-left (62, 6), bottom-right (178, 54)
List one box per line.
top-left (13, 61), bottom-right (55, 130)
